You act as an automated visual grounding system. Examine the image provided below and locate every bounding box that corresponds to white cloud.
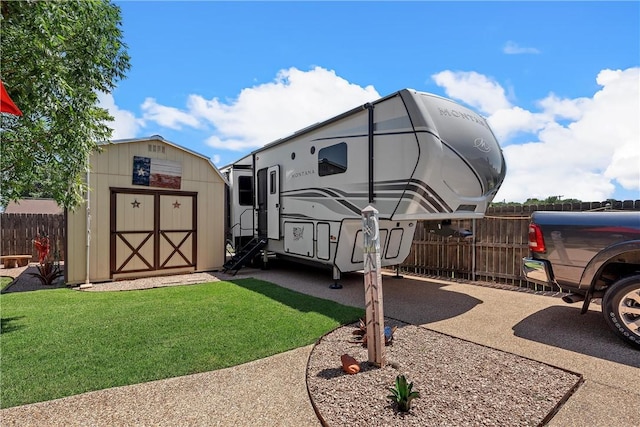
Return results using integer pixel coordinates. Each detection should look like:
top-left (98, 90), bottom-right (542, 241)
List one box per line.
top-left (604, 142), bottom-right (640, 190)
top-left (503, 41), bottom-right (541, 55)
top-left (484, 67), bottom-right (639, 202)
top-left (98, 92), bottom-right (144, 140)
top-left (141, 98), bottom-right (201, 130)
top-left (103, 65), bottom-right (638, 203)
top-left (486, 107), bottom-right (547, 142)
top-left (536, 93), bottom-right (590, 121)
top-left (188, 66), bottom-right (379, 151)
top-left (431, 70), bottom-right (511, 114)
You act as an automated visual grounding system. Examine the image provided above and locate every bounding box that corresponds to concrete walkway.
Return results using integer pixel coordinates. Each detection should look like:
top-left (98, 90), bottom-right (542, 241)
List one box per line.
top-left (224, 263), bottom-right (640, 426)
top-left (1, 263), bottom-right (638, 426)
top-left (1, 346), bottom-right (320, 427)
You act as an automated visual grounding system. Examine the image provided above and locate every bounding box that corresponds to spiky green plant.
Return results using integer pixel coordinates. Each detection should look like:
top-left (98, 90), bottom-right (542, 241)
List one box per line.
top-left (388, 374), bottom-right (420, 412)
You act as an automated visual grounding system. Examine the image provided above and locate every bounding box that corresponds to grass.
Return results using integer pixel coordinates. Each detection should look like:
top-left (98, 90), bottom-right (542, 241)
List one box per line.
top-left (0, 278), bottom-right (363, 409)
top-left (1, 276), bottom-right (13, 291)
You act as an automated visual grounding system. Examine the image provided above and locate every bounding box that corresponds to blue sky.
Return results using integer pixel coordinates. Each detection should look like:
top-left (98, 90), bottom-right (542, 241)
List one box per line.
top-left (103, 1), bottom-right (640, 202)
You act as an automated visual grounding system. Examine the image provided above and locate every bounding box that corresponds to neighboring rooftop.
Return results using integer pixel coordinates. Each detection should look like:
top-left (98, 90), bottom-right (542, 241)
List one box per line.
top-left (3, 199), bottom-right (63, 215)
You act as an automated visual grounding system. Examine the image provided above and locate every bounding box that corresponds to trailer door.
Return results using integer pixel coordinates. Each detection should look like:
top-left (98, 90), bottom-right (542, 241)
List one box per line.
top-left (267, 165), bottom-right (280, 239)
top-left (256, 168), bottom-right (267, 238)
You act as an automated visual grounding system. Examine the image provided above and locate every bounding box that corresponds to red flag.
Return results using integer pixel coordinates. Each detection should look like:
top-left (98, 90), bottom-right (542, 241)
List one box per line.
top-left (0, 79), bottom-right (23, 116)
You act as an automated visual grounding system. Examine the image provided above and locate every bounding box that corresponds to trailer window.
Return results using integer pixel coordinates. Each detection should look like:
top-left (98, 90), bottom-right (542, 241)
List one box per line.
top-left (238, 175), bottom-right (253, 206)
top-left (269, 170), bottom-right (276, 194)
top-left (318, 142), bottom-right (347, 176)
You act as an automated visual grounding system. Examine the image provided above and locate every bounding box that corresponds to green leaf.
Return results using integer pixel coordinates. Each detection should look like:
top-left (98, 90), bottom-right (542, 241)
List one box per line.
top-left (388, 374), bottom-right (420, 412)
top-left (0, 0), bottom-right (130, 209)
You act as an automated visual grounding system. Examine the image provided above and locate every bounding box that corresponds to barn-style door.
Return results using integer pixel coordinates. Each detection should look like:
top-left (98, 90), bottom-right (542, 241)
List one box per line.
top-left (110, 188), bottom-right (197, 278)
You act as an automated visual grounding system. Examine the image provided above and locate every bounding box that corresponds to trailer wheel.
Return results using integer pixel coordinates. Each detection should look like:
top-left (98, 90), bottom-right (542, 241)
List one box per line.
top-left (602, 275), bottom-right (640, 349)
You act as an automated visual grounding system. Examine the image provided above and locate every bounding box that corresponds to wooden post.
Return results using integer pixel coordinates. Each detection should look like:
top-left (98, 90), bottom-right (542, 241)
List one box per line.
top-left (362, 205), bottom-right (385, 367)
top-left (472, 218), bottom-right (476, 282)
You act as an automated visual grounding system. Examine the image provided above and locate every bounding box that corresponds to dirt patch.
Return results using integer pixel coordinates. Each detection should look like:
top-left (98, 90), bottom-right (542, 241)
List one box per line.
top-left (307, 319), bottom-right (582, 426)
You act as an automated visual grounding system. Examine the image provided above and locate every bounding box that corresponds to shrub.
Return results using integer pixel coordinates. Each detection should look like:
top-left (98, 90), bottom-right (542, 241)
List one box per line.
top-left (388, 374), bottom-right (420, 412)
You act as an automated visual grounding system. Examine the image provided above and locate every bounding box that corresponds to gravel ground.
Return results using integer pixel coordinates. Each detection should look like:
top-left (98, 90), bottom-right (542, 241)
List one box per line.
top-left (307, 319), bottom-right (583, 427)
top-left (79, 271), bottom-right (221, 291)
top-left (1, 265), bottom-right (220, 293)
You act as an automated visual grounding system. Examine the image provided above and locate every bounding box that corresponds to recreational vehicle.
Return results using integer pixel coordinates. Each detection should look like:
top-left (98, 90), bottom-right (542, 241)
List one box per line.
top-left (222, 89), bottom-right (507, 283)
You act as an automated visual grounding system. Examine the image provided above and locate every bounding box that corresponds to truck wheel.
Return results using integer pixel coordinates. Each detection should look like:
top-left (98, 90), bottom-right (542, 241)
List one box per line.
top-left (602, 275), bottom-right (640, 349)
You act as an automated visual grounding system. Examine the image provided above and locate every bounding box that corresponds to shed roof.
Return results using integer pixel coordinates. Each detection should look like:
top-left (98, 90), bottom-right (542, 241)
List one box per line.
top-left (101, 135), bottom-right (228, 185)
top-left (4, 198), bottom-right (63, 214)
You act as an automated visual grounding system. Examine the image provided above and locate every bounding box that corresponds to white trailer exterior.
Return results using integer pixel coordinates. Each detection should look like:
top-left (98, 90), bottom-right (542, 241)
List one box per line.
top-left (225, 89), bottom-right (506, 279)
top-left (221, 155), bottom-right (254, 249)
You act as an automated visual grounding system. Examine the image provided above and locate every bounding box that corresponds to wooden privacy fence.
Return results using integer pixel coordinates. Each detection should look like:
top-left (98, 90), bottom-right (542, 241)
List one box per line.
top-left (0, 213), bottom-right (65, 262)
top-left (398, 200), bottom-right (640, 291)
top-left (1, 200), bottom-right (638, 281)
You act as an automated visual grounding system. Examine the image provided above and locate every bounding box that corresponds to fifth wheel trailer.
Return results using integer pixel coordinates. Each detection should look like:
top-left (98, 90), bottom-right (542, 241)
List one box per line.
top-left (222, 89), bottom-right (507, 281)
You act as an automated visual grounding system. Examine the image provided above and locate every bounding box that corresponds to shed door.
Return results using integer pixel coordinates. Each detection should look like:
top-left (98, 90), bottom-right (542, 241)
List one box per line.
top-left (159, 194), bottom-right (195, 269)
top-left (112, 193), bottom-right (156, 274)
top-left (111, 189), bottom-right (197, 277)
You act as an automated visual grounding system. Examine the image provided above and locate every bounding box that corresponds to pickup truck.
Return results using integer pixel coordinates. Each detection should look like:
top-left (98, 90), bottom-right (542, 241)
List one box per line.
top-left (522, 211), bottom-right (640, 349)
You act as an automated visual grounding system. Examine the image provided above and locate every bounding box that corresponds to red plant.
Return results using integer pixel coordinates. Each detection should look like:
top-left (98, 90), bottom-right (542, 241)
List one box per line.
top-left (33, 235), bottom-right (51, 264)
top-left (30, 234), bottom-right (62, 286)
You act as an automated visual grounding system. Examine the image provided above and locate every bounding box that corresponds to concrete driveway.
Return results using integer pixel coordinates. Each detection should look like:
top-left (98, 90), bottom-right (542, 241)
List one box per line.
top-left (231, 261), bottom-right (639, 426)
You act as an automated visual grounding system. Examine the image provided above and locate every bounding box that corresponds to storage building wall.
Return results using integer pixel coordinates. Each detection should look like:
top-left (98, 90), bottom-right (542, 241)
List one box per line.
top-left (66, 138), bottom-right (226, 285)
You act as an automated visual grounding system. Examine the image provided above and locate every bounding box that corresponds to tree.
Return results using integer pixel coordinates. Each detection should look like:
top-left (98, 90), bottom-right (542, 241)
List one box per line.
top-left (491, 196), bottom-right (584, 207)
top-left (523, 196), bottom-right (582, 206)
top-left (0, 0), bottom-right (130, 209)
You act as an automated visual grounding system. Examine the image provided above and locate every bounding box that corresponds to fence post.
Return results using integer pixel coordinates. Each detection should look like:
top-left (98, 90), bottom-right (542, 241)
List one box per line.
top-left (472, 218), bottom-right (476, 282)
top-left (362, 205), bottom-right (385, 367)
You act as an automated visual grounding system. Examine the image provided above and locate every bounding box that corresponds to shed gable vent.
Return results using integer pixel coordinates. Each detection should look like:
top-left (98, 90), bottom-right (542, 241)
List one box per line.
top-left (148, 144), bottom-right (166, 153)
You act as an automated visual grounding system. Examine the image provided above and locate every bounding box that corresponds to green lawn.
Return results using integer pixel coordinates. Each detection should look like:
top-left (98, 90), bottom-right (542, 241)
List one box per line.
top-left (1, 276), bottom-right (13, 291)
top-left (0, 278), bottom-right (363, 408)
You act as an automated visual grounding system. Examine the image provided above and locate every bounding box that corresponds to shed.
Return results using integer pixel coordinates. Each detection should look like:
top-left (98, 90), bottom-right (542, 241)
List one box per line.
top-left (66, 136), bottom-right (227, 285)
